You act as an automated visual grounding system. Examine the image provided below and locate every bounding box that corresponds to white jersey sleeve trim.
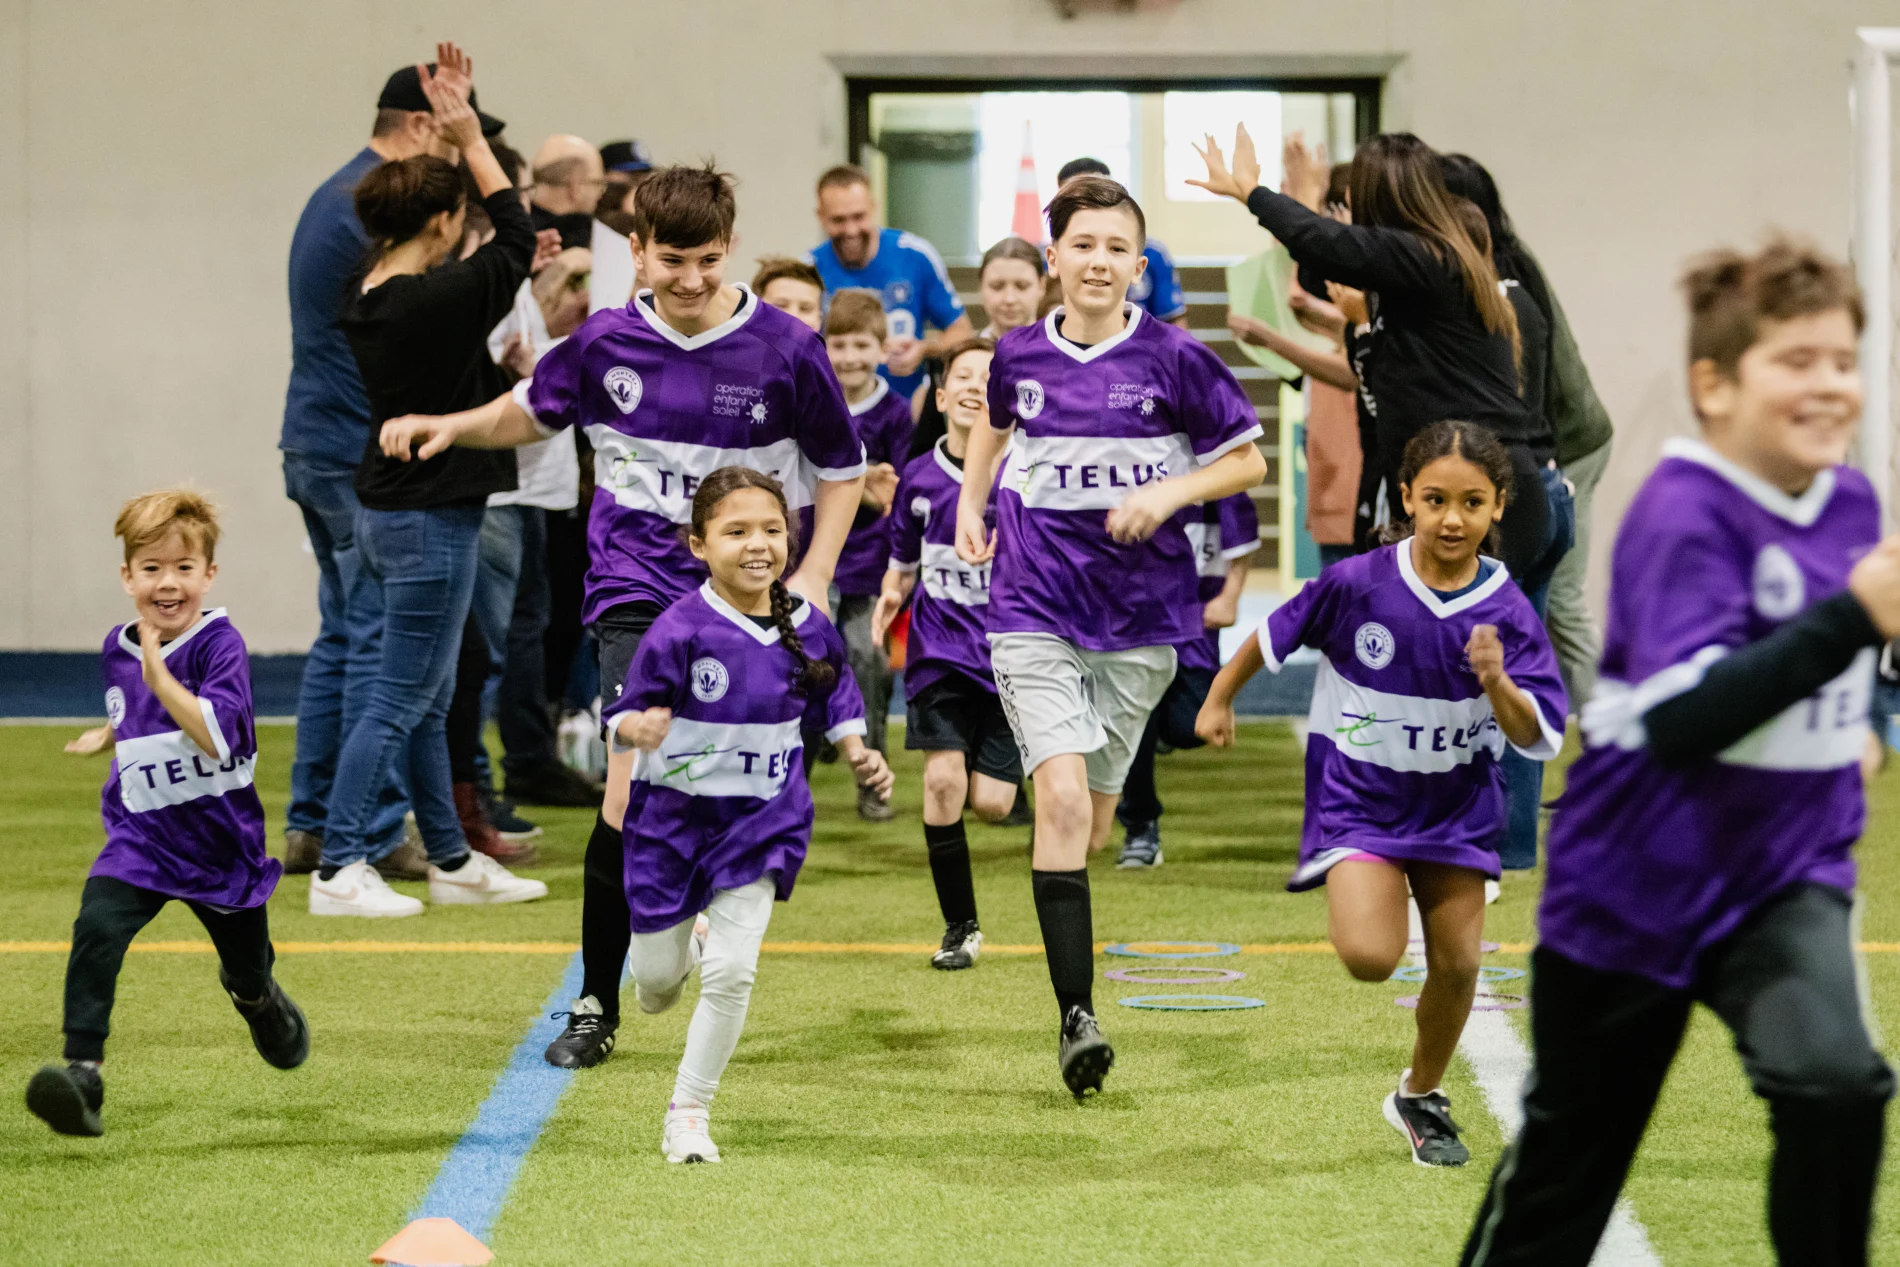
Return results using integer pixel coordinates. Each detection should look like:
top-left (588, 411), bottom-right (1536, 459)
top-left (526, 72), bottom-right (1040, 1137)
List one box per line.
top-left (510, 378), bottom-right (558, 437)
top-left (1255, 623), bottom-right (1286, 673)
top-left (887, 558), bottom-right (920, 574)
top-left (1579, 645), bottom-right (1729, 751)
top-left (1197, 426), bottom-right (1266, 465)
top-left (825, 719), bottom-right (869, 743)
top-left (1510, 695), bottom-right (1565, 762)
top-left (812, 454), bottom-right (870, 482)
top-left (196, 697), bottom-right (232, 763)
top-left (1220, 539), bottom-right (1262, 561)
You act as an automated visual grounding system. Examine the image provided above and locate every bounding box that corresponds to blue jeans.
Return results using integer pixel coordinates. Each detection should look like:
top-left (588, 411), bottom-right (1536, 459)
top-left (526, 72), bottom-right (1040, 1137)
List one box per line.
top-left (474, 505), bottom-right (559, 782)
top-left (280, 453), bottom-right (407, 852)
top-left (320, 506), bottom-right (484, 868)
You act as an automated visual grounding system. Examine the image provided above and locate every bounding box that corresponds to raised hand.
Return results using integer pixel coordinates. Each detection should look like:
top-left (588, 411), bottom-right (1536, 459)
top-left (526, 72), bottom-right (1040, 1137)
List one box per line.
top-left (530, 229), bottom-right (563, 274)
top-left (420, 41), bottom-right (481, 152)
top-left (1187, 126), bottom-right (1262, 204)
top-left (1282, 131), bottom-right (1328, 210)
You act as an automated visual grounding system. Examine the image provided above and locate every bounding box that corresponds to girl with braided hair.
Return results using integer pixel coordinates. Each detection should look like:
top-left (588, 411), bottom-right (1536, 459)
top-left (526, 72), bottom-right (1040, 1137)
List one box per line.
top-left (605, 466), bottom-right (891, 1163)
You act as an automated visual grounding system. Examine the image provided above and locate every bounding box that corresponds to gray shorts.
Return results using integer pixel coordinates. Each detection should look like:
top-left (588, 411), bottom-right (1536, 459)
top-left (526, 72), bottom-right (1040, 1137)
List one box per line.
top-left (989, 633), bottom-right (1177, 794)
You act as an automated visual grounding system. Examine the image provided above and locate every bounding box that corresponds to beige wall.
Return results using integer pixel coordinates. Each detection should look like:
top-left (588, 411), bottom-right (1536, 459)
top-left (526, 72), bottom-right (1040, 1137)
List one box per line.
top-left (0, 0), bottom-right (1892, 649)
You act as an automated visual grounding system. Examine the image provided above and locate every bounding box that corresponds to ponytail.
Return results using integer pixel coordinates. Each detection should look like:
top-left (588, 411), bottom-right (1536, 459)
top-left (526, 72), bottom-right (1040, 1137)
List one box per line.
top-left (770, 579), bottom-right (835, 690)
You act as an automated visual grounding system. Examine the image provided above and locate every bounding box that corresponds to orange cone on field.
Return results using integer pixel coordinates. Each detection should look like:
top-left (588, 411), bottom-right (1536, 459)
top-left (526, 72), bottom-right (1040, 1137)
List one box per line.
top-left (370, 1218), bottom-right (494, 1266)
top-left (1010, 122), bottom-right (1043, 244)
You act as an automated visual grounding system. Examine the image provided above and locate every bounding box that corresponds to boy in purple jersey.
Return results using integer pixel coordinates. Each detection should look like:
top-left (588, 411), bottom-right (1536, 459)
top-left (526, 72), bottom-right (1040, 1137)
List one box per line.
top-left (1461, 242), bottom-right (1899, 1266)
top-left (375, 163), bottom-right (868, 1071)
top-left (608, 469), bottom-right (892, 1163)
top-left (824, 290), bottom-right (915, 820)
top-left (28, 492), bottom-right (308, 1138)
top-left (1201, 424), bottom-right (1565, 1168)
top-left (956, 176), bottom-right (1267, 1096)
top-left (873, 338), bottom-right (1025, 971)
top-left (1113, 491), bottom-right (1258, 869)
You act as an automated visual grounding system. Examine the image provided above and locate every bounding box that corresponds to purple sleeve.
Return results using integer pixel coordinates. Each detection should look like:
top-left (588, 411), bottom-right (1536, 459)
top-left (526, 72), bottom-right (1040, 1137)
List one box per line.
top-left (1609, 491), bottom-right (1753, 682)
top-left (986, 341), bottom-right (1021, 430)
top-left (793, 344), bottom-right (868, 480)
top-left (1174, 337), bottom-right (1264, 462)
top-left (520, 328), bottom-right (585, 432)
top-left (1498, 597), bottom-right (1569, 759)
top-left (1218, 492), bottom-right (1261, 559)
top-left (805, 616), bottom-right (868, 741)
top-left (194, 627), bottom-right (257, 763)
top-left (604, 619), bottom-right (689, 724)
top-left (879, 398), bottom-right (916, 467)
top-left (1259, 569), bottom-right (1339, 671)
top-left (888, 466), bottom-right (924, 569)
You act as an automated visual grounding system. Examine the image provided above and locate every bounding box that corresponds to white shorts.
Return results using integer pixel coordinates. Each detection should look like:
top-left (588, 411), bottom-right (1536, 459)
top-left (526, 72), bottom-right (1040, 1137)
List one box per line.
top-left (989, 633), bottom-right (1177, 794)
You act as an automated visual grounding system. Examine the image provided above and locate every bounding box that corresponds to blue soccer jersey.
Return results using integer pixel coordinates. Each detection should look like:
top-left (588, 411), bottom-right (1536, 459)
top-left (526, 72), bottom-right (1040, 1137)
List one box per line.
top-left (1129, 239), bottom-right (1188, 322)
top-left (810, 228), bottom-right (966, 398)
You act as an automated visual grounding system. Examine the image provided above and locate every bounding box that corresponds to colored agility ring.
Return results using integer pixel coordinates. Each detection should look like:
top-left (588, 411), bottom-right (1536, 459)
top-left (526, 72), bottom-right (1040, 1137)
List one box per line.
top-left (1394, 993), bottom-right (1527, 1011)
top-left (1389, 965), bottom-right (1525, 984)
top-left (1103, 941), bottom-right (1242, 959)
top-left (1118, 994), bottom-right (1266, 1011)
top-left (1103, 966), bottom-right (1246, 985)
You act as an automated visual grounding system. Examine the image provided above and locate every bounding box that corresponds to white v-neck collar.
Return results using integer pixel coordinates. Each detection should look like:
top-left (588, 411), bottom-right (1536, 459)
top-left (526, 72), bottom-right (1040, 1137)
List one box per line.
top-left (932, 436), bottom-right (966, 485)
top-left (847, 376), bottom-right (891, 417)
top-left (118, 608), bottom-right (225, 659)
top-left (634, 284), bottom-right (757, 352)
top-left (1395, 544), bottom-right (1511, 620)
top-left (1041, 303), bottom-right (1143, 364)
top-left (1662, 437), bottom-right (1837, 527)
top-left (699, 581), bottom-right (811, 646)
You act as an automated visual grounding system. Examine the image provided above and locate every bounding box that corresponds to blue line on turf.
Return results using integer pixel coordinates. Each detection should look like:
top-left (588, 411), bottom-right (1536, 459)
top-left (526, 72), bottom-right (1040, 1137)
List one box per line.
top-left (407, 949), bottom-right (586, 1245)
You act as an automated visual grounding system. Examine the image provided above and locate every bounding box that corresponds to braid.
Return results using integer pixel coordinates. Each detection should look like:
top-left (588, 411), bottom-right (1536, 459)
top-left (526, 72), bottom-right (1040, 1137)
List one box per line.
top-left (771, 580), bottom-right (835, 690)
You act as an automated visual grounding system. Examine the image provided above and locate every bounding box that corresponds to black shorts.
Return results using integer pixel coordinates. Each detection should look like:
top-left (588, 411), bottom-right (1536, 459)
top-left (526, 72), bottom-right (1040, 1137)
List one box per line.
top-left (905, 673), bottom-right (1023, 784)
top-left (594, 601), bottom-right (664, 714)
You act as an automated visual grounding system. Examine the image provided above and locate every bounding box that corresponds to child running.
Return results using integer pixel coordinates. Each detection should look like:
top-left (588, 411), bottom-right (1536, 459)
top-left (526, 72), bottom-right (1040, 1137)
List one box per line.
top-left (1198, 421), bottom-right (1566, 1166)
top-left (28, 492), bottom-right (308, 1137)
top-left (375, 163), bottom-right (867, 1071)
top-left (872, 337), bottom-right (1021, 970)
top-left (957, 176), bottom-right (1267, 1096)
top-left (608, 467), bottom-right (892, 1163)
top-left (1459, 243), bottom-right (1897, 1265)
top-left (824, 290), bottom-right (915, 820)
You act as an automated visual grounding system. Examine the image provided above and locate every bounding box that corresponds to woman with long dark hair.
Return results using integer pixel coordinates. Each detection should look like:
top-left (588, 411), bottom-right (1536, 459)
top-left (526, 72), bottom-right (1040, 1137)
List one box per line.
top-left (1193, 128), bottom-right (1557, 579)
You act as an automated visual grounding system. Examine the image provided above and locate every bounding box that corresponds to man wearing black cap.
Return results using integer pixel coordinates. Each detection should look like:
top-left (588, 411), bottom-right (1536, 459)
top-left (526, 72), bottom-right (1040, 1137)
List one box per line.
top-left (598, 139), bottom-right (653, 194)
top-left (276, 53), bottom-right (508, 880)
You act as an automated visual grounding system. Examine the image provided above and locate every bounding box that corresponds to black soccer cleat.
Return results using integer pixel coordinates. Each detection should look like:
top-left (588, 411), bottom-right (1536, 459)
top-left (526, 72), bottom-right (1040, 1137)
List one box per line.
top-left (1058, 1006), bottom-right (1114, 1099)
top-left (1383, 1073), bottom-right (1470, 1167)
top-left (224, 972), bottom-right (310, 1070)
top-left (544, 999), bottom-right (618, 1069)
top-left (27, 1062), bottom-right (105, 1137)
top-left (930, 921), bottom-right (983, 971)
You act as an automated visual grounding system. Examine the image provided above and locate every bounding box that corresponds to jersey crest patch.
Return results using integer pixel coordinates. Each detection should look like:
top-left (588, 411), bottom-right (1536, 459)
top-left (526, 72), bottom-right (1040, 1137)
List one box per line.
top-left (690, 657), bottom-right (730, 704)
top-left (604, 367), bottom-right (643, 415)
top-left (105, 685), bottom-right (126, 729)
top-left (1752, 544), bottom-right (1805, 620)
top-left (1016, 379), bottom-right (1045, 420)
top-left (1354, 622), bottom-right (1396, 670)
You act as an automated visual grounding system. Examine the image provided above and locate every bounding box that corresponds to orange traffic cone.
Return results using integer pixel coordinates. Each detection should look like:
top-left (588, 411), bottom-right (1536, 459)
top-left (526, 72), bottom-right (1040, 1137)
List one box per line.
top-left (370, 1217), bottom-right (494, 1266)
top-left (1010, 122), bottom-right (1043, 244)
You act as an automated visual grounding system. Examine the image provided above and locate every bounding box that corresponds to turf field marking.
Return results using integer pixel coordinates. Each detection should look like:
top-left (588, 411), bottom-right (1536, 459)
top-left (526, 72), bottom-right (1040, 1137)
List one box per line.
top-left (7, 939), bottom-right (1900, 956)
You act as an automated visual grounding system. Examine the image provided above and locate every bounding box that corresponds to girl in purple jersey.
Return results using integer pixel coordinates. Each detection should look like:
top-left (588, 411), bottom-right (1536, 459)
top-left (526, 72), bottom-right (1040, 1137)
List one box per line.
top-left (1199, 422), bottom-right (1565, 1168)
top-left (1460, 244), bottom-right (1900, 1267)
top-left (608, 468), bottom-right (893, 1163)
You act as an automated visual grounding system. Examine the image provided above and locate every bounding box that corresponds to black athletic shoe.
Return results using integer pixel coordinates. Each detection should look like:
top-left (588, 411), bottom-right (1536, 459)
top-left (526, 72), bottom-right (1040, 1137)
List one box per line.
top-left (1116, 821), bottom-right (1162, 870)
top-left (223, 973), bottom-right (310, 1070)
top-left (26, 1062), bottom-right (104, 1137)
top-left (479, 787), bottom-right (544, 841)
top-left (505, 761), bottom-right (604, 809)
top-left (930, 920), bottom-right (983, 971)
top-left (544, 998), bottom-right (617, 1068)
top-left (1058, 1006), bottom-right (1114, 1099)
top-left (1383, 1072), bottom-right (1470, 1166)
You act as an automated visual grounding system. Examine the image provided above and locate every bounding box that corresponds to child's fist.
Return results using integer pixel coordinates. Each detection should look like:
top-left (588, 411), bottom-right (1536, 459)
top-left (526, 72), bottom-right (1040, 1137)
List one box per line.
top-left (1466, 624), bottom-right (1506, 688)
top-left (616, 706), bottom-right (672, 751)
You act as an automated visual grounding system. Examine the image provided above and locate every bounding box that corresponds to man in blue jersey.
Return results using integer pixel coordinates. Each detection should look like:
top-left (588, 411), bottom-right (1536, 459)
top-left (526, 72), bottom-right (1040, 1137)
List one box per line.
top-left (810, 165), bottom-right (974, 400)
top-left (1056, 157), bottom-right (1189, 329)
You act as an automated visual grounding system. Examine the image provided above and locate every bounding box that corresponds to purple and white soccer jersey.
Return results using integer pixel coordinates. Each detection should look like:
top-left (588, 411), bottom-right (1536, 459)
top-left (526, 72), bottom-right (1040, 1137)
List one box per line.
top-left (1178, 493), bottom-right (1261, 673)
top-left (93, 610), bottom-right (276, 907)
top-left (833, 377), bottom-right (916, 597)
top-left (986, 306), bottom-right (1262, 651)
top-left (606, 583), bottom-right (867, 932)
top-left (517, 286), bottom-right (867, 624)
top-left (1540, 439), bottom-right (1880, 989)
top-left (889, 438), bottom-right (998, 698)
top-left (1259, 544), bottom-right (1566, 891)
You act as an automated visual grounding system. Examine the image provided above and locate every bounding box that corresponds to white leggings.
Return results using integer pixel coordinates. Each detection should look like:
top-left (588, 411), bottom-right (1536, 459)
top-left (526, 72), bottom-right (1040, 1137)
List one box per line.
top-left (626, 876), bottom-right (775, 1107)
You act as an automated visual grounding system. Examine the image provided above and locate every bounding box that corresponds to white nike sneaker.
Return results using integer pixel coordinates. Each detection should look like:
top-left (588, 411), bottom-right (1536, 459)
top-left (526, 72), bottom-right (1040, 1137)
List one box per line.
top-left (661, 1100), bottom-right (720, 1163)
top-left (427, 851), bottom-right (549, 905)
top-left (636, 913), bottom-right (709, 1014)
top-left (308, 860), bottom-right (424, 918)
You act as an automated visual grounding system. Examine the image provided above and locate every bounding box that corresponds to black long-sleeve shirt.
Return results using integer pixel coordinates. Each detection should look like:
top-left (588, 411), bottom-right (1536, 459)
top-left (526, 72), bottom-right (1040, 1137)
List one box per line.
top-left (344, 186), bottom-right (535, 510)
top-left (1245, 188), bottom-right (1551, 468)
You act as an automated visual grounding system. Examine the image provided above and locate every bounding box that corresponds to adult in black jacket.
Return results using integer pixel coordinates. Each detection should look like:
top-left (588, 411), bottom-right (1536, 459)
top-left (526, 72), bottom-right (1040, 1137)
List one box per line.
top-left (311, 44), bottom-right (545, 914)
top-left (1194, 128), bottom-right (1556, 579)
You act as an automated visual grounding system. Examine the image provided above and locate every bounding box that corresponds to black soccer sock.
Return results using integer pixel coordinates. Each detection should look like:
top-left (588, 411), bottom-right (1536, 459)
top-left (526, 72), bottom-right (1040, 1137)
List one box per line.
top-left (580, 814), bottom-right (631, 1021)
top-left (1032, 868), bottom-right (1095, 1021)
top-left (924, 821), bottom-right (978, 927)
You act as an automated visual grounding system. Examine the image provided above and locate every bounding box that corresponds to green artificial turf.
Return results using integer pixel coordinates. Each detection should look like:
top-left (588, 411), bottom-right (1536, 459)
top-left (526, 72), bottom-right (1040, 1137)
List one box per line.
top-left (0, 722), bottom-right (1896, 1265)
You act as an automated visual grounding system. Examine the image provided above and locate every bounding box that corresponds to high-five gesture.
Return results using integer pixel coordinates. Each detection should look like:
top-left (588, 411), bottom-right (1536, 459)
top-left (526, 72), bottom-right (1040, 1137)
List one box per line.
top-left (1282, 131), bottom-right (1328, 211)
top-left (1188, 125), bottom-right (1263, 205)
top-left (420, 41), bottom-right (481, 152)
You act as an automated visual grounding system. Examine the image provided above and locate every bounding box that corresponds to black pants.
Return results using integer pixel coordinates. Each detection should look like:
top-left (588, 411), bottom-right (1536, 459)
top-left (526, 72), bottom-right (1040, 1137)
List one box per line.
top-left (497, 506), bottom-right (558, 782)
top-left (1462, 884), bottom-right (1893, 1267)
top-left (445, 611), bottom-right (489, 786)
top-left (1116, 666), bottom-right (1214, 829)
top-left (63, 875), bottom-right (276, 1063)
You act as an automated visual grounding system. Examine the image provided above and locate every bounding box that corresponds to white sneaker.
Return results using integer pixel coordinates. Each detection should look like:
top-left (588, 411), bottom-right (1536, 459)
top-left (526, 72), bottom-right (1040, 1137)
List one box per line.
top-left (661, 1100), bottom-right (720, 1163)
top-left (428, 851), bottom-right (549, 905)
top-left (309, 860), bottom-right (425, 918)
top-left (636, 913), bottom-right (709, 1015)
top-left (1484, 879), bottom-right (1501, 906)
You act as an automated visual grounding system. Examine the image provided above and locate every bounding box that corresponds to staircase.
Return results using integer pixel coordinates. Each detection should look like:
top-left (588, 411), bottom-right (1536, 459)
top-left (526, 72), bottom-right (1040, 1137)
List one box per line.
top-left (946, 261), bottom-right (1280, 568)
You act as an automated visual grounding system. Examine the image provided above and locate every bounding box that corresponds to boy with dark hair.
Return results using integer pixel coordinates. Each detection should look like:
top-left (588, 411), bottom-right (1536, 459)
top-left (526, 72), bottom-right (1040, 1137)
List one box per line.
top-left (753, 256), bottom-right (825, 334)
top-left (1461, 238), bottom-right (1898, 1265)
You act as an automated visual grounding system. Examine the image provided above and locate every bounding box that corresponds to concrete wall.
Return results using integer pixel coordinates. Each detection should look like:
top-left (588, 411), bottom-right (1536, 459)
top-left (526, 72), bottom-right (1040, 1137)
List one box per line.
top-left (1, 0), bottom-right (1892, 648)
